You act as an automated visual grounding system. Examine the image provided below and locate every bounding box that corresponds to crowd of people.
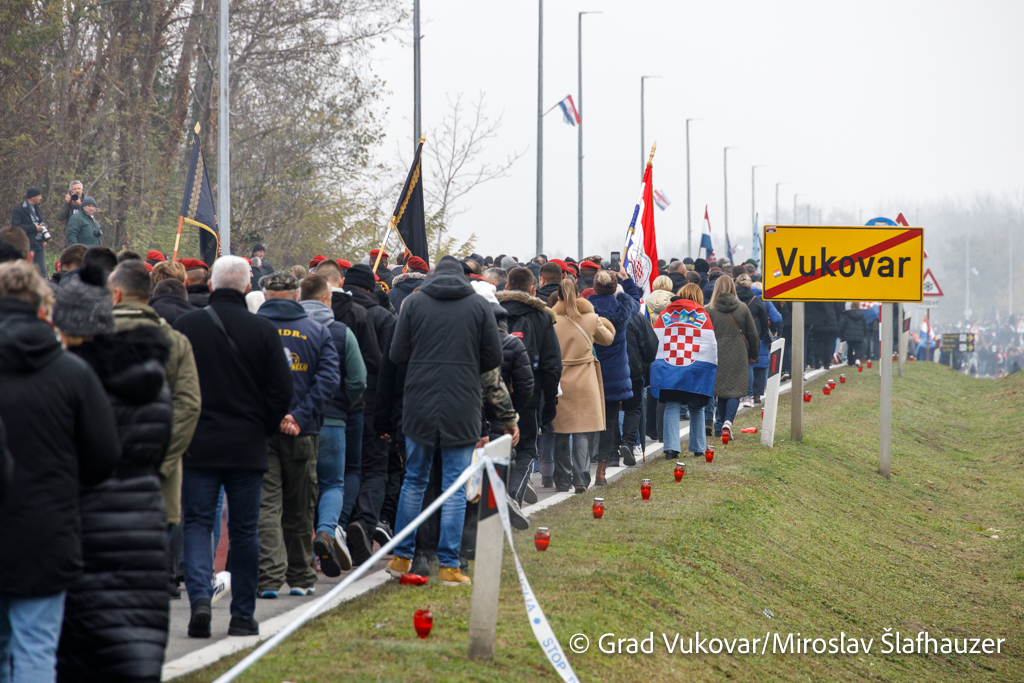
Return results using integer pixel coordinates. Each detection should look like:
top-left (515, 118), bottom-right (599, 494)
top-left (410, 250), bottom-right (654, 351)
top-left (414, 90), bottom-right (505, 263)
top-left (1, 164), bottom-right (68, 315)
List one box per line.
top-left (1, 181), bottom-right (1021, 681)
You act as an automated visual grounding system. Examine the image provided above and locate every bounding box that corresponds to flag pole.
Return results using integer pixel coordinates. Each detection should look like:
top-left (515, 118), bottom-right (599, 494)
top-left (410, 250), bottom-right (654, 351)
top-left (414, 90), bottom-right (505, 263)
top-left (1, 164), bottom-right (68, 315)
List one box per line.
top-left (372, 216), bottom-right (397, 273)
top-left (624, 141), bottom-right (658, 255)
top-left (172, 216), bottom-right (185, 262)
top-left (646, 140), bottom-right (657, 171)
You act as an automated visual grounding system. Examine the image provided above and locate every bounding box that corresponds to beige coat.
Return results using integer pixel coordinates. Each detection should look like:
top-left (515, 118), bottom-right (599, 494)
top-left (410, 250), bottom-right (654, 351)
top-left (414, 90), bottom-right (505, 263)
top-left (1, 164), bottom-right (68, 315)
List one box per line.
top-left (551, 298), bottom-right (616, 434)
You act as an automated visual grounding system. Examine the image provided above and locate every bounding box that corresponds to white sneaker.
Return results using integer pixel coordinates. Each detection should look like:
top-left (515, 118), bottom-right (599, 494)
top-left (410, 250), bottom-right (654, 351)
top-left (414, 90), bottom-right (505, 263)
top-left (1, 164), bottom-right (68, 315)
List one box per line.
top-left (334, 526), bottom-right (353, 571)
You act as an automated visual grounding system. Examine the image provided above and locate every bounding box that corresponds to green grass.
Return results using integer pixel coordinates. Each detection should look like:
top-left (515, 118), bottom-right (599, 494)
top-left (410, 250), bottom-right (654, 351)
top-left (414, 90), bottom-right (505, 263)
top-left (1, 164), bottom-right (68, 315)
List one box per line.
top-left (183, 363), bottom-right (1024, 682)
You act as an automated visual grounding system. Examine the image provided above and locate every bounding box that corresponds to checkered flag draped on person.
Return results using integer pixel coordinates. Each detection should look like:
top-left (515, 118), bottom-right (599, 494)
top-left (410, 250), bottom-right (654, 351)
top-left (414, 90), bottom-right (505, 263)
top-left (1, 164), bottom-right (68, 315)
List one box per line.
top-left (650, 298), bottom-right (718, 399)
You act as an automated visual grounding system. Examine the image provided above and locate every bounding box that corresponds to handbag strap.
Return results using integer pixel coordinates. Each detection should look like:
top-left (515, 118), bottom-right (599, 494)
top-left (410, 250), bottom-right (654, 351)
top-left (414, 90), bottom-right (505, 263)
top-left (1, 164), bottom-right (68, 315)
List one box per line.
top-left (563, 314), bottom-right (598, 366)
top-left (726, 311), bottom-right (751, 352)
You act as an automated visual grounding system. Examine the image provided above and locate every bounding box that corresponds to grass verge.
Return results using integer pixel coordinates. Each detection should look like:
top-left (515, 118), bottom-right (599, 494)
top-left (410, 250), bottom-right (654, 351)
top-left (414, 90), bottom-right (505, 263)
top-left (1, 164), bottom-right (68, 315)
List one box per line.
top-left (182, 363), bottom-right (1024, 682)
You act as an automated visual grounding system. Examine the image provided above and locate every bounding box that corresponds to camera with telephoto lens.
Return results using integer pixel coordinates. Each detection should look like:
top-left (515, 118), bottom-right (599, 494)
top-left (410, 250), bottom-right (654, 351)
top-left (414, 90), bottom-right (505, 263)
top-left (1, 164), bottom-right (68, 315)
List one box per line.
top-left (37, 223), bottom-right (51, 242)
top-left (70, 193), bottom-right (79, 202)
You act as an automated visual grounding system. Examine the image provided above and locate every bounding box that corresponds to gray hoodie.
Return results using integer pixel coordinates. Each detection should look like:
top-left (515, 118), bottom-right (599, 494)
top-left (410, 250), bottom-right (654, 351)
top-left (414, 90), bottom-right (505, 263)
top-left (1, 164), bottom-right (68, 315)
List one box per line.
top-left (299, 299), bottom-right (367, 422)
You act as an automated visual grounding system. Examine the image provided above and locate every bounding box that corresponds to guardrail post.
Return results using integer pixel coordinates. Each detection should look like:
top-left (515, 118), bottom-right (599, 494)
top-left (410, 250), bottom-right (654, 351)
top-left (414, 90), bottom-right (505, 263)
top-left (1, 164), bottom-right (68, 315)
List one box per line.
top-left (468, 436), bottom-right (512, 659)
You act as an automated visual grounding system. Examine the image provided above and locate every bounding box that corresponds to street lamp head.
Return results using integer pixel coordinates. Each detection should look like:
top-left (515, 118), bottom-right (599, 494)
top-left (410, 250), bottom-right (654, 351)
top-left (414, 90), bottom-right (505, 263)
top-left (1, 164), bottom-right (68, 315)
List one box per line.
top-left (579, 10), bottom-right (602, 16)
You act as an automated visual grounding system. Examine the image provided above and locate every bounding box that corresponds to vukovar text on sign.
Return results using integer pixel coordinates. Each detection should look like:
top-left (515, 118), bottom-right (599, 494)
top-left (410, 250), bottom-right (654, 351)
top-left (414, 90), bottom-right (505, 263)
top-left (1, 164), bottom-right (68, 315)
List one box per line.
top-left (762, 226), bottom-right (924, 302)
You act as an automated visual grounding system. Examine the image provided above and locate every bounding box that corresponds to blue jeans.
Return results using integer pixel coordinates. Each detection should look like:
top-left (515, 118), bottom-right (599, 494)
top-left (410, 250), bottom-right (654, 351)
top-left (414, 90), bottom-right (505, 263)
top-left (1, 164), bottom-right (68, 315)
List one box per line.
top-left (393, 438), bottom-right (474, 569)
top-left (339, 411), bottom-right (363, 528)
top-left (0, 592), bottom-right (65, 683)
top-left (663, 403), bottom-right (707, 455)
top-left (714, 397), bottom-right (739, 433)
top-left (316, 425), bottom-right (346, 535)
top-left (183, 468), bottom-right (263, 618)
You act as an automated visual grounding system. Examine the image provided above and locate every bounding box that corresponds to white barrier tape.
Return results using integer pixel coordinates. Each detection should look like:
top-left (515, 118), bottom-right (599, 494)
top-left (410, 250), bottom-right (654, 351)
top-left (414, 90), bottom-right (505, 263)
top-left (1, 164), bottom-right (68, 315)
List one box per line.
top-left (212, 455), bottom-right (490, 683)
top-left (482, 458), bottom-right (580, 683)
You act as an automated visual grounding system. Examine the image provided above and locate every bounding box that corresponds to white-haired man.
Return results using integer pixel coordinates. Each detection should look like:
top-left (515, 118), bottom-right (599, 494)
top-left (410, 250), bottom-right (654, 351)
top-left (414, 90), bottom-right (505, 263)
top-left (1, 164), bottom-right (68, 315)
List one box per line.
top-left (172, 255), bottom-right (294, 639)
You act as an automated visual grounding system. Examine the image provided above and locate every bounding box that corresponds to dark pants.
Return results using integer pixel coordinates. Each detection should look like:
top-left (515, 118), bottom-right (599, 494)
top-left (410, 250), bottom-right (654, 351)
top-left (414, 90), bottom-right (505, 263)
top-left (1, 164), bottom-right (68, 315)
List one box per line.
top-left (31, 246), bottom-right (45, 277)
top-left (380, 437), bottom-right (405, 530)
top-left (599, 400), bottom-right (622, 462)
top-left (781, 325), bottom-right (793, 373)
top-left (847, 340), bottom-right (866, 365)
top-left (182, 468), bottom-right (263, 618)
top-left (621, 377), bottom-right (644, 449)
top-left (508, 407), bottom-right (538, 504)
top-left (258, 434), bottom-right (318, 591)
top-left (752, 367), bottom-right (767, 397)
top-left (339, 411), bottom-right (363, 528)
top-left (351, 411), bottom-right (388, 532)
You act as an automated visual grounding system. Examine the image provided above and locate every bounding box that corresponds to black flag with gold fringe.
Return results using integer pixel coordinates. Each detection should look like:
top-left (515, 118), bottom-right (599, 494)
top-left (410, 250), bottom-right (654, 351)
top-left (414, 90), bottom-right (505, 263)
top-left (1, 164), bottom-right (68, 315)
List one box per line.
top-left (392, 138), bottom-right (428, 264)
top-left (179, 131), bottom-right (220, 266)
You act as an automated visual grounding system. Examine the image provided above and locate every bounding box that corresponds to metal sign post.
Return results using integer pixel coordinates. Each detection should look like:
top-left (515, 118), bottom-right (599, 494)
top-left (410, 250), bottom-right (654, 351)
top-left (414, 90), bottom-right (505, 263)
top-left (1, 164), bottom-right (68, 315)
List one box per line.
top-left (899, 306), bottom-right (910, 377)
top-left (761, 338), bottom-right (786, 448)
top-left (790, 303), bottom-right (805, 442)
top-left (879, 304), bottom-right (893, 479)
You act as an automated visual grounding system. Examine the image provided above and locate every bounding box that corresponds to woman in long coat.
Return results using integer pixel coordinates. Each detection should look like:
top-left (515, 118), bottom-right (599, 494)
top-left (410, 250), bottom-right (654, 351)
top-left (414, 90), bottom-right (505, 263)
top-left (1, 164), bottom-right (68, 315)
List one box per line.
top-left (551, 278), bottom-right (615, 493)
top-left (706, 275), bottom-right (759, 440)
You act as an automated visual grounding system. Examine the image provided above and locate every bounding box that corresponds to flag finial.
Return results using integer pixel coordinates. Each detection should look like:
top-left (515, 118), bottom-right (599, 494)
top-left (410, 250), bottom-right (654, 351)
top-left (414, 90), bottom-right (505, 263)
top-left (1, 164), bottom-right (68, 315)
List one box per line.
top-left (194, 122), bottom-right (201, 134)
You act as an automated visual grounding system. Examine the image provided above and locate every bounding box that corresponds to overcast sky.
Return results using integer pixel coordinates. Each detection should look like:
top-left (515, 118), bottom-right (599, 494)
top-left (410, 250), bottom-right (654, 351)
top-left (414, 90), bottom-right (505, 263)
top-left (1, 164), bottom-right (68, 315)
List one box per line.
top-left (368, 0), bottom-right (1024, 261)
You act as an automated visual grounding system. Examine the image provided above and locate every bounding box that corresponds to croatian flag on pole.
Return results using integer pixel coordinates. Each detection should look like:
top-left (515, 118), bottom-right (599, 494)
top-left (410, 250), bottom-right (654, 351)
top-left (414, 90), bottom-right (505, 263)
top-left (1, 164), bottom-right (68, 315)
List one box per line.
top-left (653, 189), bottom-right (671, 211)
top-left (700, 206), bottom-right (715, 260)
top-left (623, 161), bottom-right (660, 298)
top-left (557, 95), bottom-right (581, 126)
top-left (650, 298), bottom-right (718, 399)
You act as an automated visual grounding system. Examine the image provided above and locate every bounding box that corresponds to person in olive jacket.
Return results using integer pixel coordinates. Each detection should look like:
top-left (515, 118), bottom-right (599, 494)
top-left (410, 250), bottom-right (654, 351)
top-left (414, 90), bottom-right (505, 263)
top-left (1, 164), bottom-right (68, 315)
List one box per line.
top-left (0, 260), bottom-right (120, 682)
top-left (705, 275), bottom-right (759, 439)
top-left (384, 255), bottom-right (503, 587)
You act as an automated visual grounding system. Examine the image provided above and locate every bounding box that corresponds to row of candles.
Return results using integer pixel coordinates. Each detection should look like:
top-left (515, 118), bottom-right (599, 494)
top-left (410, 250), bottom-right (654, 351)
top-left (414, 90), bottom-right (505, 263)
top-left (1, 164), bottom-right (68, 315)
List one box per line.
top-left (412, 369), bottom-right (868, 637)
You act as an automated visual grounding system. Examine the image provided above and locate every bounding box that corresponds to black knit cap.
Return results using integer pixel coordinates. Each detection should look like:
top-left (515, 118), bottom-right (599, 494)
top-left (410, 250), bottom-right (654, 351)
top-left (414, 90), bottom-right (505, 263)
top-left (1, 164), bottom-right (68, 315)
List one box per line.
top-left (25, 187), bottom-right (41, 199)
top-left (694, 258), bottom-right (709, 274)
top-left (345, 263), bottom-right (377, 290)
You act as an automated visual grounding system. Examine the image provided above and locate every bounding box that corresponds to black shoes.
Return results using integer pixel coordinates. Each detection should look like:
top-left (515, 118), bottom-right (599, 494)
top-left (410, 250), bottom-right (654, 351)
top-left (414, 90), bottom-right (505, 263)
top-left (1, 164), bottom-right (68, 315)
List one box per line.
top-left (507, 499), bottom-right (530, 530)
top-left (373, 520), bottom-right (393, 549)
top-left (314, 530), bottom-right (342, 578)
top-left (228, 615), bottom-right (259, 637)
top-left (188, 598), bottom-right (212, 638)
top-left (346, 521), bottom-right (374, 566)
top-left (664, 449), bottom-right (679, 461)
top-left (620, 444), bottom-right (636, 467)
top-left (410, 553), bottom-right (431, 577)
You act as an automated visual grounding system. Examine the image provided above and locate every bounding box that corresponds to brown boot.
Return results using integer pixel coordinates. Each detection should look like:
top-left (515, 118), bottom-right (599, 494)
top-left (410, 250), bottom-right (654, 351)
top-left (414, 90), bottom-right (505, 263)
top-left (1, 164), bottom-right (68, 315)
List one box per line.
top-left (595, 461), bottom-right (608, 486)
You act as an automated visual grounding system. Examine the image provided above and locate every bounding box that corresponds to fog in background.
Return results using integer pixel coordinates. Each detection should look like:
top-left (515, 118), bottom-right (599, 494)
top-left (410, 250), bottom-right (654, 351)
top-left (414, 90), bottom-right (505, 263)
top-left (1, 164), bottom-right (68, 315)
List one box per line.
top-left (368, 0), bottom-right (1024, 323)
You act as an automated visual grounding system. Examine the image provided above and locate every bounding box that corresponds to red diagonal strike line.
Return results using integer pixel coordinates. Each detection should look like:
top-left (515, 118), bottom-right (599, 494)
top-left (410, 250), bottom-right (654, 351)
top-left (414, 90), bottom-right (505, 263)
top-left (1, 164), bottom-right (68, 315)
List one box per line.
top-left (764, 228), bottom-right (922, 299)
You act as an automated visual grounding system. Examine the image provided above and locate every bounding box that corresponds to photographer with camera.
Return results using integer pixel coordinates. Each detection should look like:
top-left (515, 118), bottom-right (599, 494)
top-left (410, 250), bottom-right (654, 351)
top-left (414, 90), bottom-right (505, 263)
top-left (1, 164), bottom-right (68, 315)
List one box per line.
top-left (11, 187), bottom-right (49, 276)
top-left (65, 196), bottom-right (103, 248)
top-left (56, 179), bottom-right (84, 229)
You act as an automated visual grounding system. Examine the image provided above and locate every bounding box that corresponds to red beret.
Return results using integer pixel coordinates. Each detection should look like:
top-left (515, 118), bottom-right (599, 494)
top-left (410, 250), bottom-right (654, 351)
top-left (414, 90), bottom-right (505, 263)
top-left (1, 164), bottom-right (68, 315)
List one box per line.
top-left (406, 256), bottom-right (428, 273)
top-left (336, 259), bottom-right (352, 269)
top-left (549, 258), bottom-right (571, 273)
top-left (144, 262), bottom-right (154, 272)
top-left (565, 262), bottom-right (579, 276)
top-left (242, 257), bottom-right (252, 265)
top-left (309, 255), bottom-right (327, 269)
top-left (370, 248), bottom-right (389, 258)
top-left (146, 250), bottom-right (166, 262)
top-left (580, 260), bottom-right (600, 271)
top-left (580, 287), bottom-right (595, 299)
top-left (178, 258), bottom-right (208, 270)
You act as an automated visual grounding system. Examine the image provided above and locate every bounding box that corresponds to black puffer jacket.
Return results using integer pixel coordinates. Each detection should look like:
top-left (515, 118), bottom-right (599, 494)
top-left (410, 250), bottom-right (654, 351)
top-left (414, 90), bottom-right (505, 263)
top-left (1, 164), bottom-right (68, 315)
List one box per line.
top-left (345, 285), bottom-right (395, 415)
top-left (390, 256), bottom-right (503, 447)
top-left (0, 298), bottom-right (120, 598)
top-left (148, 292), bottom-right (195, 325)
top-left (331, 289), bottom-right (380, 403)
top-left (838, 307), bottom-right (868, 343)
top-left (485, 328), bottom-right (534, 436)
top-left (59, 326), bottom-right (173, 683)
top-left (805, 301), bottom-right (838, 333)
top-left (626, 310), bottom-right (659, 380)
top-left (185, 283), bottom-right (210, 307)
top-left (495, 289), bottom-right (562, 411)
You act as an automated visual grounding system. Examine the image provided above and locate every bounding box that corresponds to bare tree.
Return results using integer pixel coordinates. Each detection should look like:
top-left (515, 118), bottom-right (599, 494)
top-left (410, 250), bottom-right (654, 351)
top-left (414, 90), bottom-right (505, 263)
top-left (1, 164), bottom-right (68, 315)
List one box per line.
top-left (420, 93), bottom-right (525, 260)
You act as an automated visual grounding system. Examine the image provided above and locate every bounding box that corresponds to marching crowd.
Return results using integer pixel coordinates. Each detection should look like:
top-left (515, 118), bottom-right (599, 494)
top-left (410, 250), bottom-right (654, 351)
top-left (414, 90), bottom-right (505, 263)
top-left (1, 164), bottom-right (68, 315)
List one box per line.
top-left (1, 182), bottom-right (1021, 682)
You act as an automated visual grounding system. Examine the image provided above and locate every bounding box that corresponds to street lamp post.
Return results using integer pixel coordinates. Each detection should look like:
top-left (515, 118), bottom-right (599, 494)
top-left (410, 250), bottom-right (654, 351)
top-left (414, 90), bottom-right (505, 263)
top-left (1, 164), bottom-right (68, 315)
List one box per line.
top-left (686, 118), bottom-right (699, 258)
top-left (793, 194), bottom-right (801, 225)
top-left (751, 165), bottom-right (764, 255)
top-left (218, 0), bottom-right (230, 254)
top-left (640, 76), bottom-right (660, 177)
top-left (723, 147), bottom-right (737, 245)
top-left (536, 0), bottom-right (543, 255)
top-left (577, 11), bottom-right (600, 259)
top-left (413, 0), bottom-right (421, 150)
top-left (775, 182), bottom-right (785, 225)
